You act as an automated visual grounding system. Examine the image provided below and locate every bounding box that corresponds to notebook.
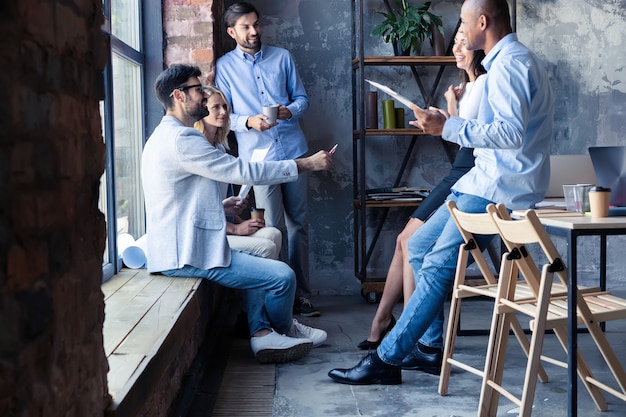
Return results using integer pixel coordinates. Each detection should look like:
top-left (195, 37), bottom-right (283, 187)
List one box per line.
top-left (588, 146), bottom-right (626, 207)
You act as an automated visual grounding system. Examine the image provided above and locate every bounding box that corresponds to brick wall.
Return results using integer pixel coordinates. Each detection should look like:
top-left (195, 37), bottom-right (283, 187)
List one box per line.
top-left (0, 1), bottom-right (109, 416)
top-left (163, 0), bottom-right (220, 83)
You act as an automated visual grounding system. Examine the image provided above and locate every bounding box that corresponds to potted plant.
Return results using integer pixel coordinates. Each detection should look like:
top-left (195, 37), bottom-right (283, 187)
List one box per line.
top-left (371, 0), bottom-right (443, 56)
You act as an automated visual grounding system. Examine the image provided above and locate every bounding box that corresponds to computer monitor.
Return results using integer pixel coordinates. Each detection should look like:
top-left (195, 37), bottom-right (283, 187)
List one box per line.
top-left (546, 154), bottom-right (597, 198)
top-left (588, 146), bottom-right (626, 207)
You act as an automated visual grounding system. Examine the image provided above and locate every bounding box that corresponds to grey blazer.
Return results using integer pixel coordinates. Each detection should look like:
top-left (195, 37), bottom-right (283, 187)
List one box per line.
top-left (141, 116), bottom-right (299, 272)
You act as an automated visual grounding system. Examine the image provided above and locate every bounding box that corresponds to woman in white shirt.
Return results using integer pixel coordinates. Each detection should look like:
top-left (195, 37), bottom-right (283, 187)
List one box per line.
top-left (358, 34), bottom-right (487, 351)
top-left (195, 86), bottom-right (282, 260)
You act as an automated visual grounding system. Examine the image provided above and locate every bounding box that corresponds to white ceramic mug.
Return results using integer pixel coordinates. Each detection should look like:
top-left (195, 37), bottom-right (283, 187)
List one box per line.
top-left (262, 105), bottom-right (279, 124)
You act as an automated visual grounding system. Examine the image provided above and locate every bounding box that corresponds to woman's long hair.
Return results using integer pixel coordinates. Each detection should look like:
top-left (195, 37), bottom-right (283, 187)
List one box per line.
top-left (458, 49), bottom-right (487, 100)
top-left (194, 85), bottom-right (231, 150)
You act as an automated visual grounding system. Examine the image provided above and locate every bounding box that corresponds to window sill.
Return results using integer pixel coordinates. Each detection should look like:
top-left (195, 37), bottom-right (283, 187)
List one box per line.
top-left (102, 269), bottom-right (220, 417)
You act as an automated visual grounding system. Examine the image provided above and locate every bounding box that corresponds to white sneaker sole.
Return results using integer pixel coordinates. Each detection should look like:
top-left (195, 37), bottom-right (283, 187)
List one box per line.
top-left (254, 342), bottom-right (313, 364)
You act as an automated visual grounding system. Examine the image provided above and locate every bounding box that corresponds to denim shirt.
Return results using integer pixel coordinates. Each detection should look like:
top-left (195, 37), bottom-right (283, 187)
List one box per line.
top-left (442, 33), bottom-right (555, 210)
top-left (216, 45), bottom-right (309, 161)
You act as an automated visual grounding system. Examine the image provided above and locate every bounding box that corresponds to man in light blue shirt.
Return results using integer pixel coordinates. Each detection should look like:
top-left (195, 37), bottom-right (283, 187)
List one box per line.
top-left (329, 0), bottom-right (554, 385)
top-left (216, 2), bottom-right (319, 317)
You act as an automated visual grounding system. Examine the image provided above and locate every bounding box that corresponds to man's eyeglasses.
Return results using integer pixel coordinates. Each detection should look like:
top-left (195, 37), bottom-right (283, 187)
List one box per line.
top-left (169, 84), bottom-right (204, 97)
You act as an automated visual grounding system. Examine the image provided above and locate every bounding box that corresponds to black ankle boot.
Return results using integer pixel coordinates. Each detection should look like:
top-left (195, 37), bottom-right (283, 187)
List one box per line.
top-left (328, 352), bottom-right (401, 385)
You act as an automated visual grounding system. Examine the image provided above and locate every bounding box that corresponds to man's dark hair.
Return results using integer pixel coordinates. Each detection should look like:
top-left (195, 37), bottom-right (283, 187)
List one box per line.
top-left (154, 64), bottom-right (202, 110)
top-left (479, 0), bottom-right (512, 32)
top-left (224, 2), bottom-right (260, 28)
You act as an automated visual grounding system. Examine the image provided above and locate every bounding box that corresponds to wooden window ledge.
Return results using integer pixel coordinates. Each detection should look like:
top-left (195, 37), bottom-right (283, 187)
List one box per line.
top-left (102, 269), bottom-right (229, 417)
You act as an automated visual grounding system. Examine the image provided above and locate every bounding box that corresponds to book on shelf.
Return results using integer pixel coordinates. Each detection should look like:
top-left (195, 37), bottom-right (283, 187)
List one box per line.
top-left (364, 189), bottom-right (430, 202)
top-left (366, 186), bottom-right (430, 195)
top-left (368, 196), bottom-right (424, 202)
top-left (366, 186), bottom-right (409, 194)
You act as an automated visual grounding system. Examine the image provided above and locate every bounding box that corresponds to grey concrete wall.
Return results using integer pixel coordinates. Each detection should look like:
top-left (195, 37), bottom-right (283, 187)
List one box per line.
top-left (516, 0), bottom-right (626, 288)
top-left (229, 0), bottom-right (626, 295)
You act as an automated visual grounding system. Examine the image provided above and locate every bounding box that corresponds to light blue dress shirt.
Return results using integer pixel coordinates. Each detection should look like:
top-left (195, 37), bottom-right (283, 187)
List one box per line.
top-left (216, 45), bottom-right (310, 161)
top-left (442, 33), bottom-right (555, 210)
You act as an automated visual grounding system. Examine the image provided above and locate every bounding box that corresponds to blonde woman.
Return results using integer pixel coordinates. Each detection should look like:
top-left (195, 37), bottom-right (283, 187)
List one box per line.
top-left (194, 85), bottom-right (282, 260)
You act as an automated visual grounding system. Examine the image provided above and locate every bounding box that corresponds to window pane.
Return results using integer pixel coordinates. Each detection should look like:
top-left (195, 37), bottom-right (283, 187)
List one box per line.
top-left (112, 52), bottom-right (145, 241)
top-left (111, 0), bottom-right (140, 50)
top-left (98, 100), bottom-right (109, 264)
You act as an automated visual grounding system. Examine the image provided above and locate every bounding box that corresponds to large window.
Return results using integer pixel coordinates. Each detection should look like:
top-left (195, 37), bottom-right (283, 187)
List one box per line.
top-left (111, 53), bottom-right (144, 240)
top-left (111, 0), bottom-right (140, 50)
top-left (100, 0), bottom-right (162, 281)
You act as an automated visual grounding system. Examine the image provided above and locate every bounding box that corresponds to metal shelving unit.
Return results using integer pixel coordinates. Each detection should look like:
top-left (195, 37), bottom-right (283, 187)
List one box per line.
top-left (351, 0), bottom-right (458, 302)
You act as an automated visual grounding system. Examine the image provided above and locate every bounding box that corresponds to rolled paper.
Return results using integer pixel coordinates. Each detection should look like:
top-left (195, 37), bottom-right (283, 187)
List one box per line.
top-left (122, 246), bottom-right (146, 269)
top-left (382, 99), bottom-right (396, 129)
top-left (118, 233), bottom-right (148, 268)
top-left (395, 108), bottom-right (405, 128)
top-left (366, 91), bottom-right (378, 129)
top-left (117, 233), bottom-right (136, 255)
top-left (135, 234), bottom-right (149, 259)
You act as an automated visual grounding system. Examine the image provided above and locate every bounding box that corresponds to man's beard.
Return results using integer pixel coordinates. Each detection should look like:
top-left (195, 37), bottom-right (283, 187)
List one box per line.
top-left (241, 35), bottom-right (261, 50)
top-left (190, 101), bottom-right (209, 121)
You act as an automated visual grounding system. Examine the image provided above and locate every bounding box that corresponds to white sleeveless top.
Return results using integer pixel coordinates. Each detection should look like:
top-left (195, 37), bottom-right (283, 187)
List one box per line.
top-left (458, 74), bottom-right (486, 119)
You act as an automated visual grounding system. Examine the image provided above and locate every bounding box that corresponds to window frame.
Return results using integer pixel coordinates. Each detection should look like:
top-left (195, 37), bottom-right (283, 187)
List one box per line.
top-left (101, 0), bottom-right (163, 281)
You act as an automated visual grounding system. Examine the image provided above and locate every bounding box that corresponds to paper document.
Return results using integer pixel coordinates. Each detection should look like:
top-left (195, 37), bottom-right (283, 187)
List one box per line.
top-left (365, 79), bottom-right (416, 109)
top-left (237, 147), bottom-right (270, 200)
top-left (512, 208), bottom-right (583, 218)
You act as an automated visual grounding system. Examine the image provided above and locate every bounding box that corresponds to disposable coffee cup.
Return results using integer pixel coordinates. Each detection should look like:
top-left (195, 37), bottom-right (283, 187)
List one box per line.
top-left (262, 105), bottom-right (279, 124)
top-left (588, 186), bottom-right (611, 218)
top-left (250, 208), bottom-right (265, 220)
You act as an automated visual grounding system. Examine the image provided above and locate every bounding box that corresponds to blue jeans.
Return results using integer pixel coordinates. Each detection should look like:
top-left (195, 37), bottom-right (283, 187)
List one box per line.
top-left (377, 192), bottom-right (494, 365)
top-left (254, 171), bottom-right (310, 298)
top-left (161, 250), bottom-right (296, 336)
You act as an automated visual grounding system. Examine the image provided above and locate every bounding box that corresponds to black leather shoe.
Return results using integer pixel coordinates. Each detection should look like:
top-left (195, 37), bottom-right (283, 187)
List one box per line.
top-left (357, 315), bottom-right (396, 350)
top-left (400, 343), bottom-right (443, 375)
top-left (328, 352), bottom-right (401, 385)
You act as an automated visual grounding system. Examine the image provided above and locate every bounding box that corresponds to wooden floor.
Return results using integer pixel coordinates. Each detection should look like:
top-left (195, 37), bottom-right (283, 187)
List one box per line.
top-left (212, 339), bottom-right (275, 416)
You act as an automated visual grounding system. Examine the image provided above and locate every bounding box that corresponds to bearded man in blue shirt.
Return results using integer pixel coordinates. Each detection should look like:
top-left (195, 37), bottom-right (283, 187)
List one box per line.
top-left (216, 2), bottom-right (320, 317)
top-left (329, 0), bottom-right (555, 385)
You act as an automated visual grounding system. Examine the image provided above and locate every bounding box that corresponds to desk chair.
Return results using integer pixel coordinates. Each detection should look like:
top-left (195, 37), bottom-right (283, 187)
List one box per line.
top-left (439, 200), bottom-right (549, 396)
top-left (480, 206), bottom-right (626, 417)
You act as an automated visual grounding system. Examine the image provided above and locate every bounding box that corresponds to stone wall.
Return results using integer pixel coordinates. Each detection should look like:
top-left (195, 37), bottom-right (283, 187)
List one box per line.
top-left (0, 1), bottom-right (109, 416)
top-left (163, 0), bottom-right (219, 83)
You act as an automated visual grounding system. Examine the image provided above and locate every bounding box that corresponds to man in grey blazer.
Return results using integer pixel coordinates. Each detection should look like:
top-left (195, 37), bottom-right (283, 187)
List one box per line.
top-left (142, 64), bottom-right (332, 363)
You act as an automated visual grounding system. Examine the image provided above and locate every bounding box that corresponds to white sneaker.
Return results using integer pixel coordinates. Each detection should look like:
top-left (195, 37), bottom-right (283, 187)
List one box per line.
top-left (250, 330), bottom-right (313, 363)
top-left (288, 319), bottom-right (327, 347)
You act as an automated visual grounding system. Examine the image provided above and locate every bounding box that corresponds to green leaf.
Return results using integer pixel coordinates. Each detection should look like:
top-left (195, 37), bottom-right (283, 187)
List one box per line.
top-left (370, 0), bottom-right (443, 54)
